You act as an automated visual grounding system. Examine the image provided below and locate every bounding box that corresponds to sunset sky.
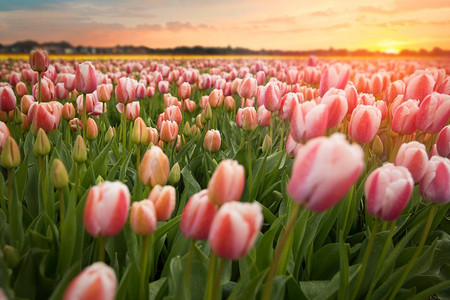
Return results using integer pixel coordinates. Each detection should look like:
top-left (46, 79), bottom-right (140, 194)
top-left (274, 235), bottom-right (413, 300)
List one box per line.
top-left (1, 0), bottom-right (450, 52)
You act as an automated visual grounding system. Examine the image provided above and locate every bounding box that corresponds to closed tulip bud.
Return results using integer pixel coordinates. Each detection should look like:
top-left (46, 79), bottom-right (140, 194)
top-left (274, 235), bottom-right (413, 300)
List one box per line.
top-left (365, 163), bottom-right (414, 221)
top-left (104, 126), bottom-right (116, 143)
top-left (4, 245), bottom-right (20, 268)
top-left (168, 162), bottom-right (181, 185)
top-left (287, 133), bottom-right (364, 211)
top-left (33, 128), bottom-right (51, 157)
top-left (139, 146), bottom-right (170, 187)
top-left (290, 101), bottom-right (328, 143)
top-left (51, 158), bottom-right (69, 189)
top-left (262, 134), bottom-right (272, 153)
top-left (13, 107), bottom-right (22, 124)
top-left (97, 84), bottom-right (111, 102)
top-left (204, 129), bottom-right (221, 152)
top-left (197, 114), bottom-right (205, 129)
top-left (372, 135), bottom-right (384, 155)
top-left (0, 121), bottom-right (10, 153)
top-left (257, 105), bottom-right (271, 127)
top-left (416, 93), bottom-right (450, 134)
top-left (131, 117), bottom-right (148, 145)
top-left (73, 135), bottom-right (87, 163)
top-left (15, 82), bottom-right (27, 98)
top-left (86, 118), bottom-right (98, 141)
top-left (84, 181), bottom-right (130, 237)
top-left (29, 49), bottom-right (49, 72)
top-left (395, 141), bottom-right (429, 182)
top-left (224, 96), bottom-right (235, 111)
top-left (208, 201), bottom-right (263, 260)
top-left (183, 122), bottom-right (191, 137)
top-left (146, 127), bottom-right (158, 146)
top-left (75, 61), bottom-right (97, 94)
top-left (1, 137), bottom-right (20, 169)
top-left (62, 102), bottom-right (75, 120)
top-left (203, 103), bottom-right (212, 121)
top-left (0, 86), bottom-right (17, 112)
top-left (208, 159), bottom-right (245, 205)
top-left (181, 190), bottom-right (218, 240)
top-left (436, 125), bottom-right (450, 158)
top-left (419, 156), bottom-right (450, 203)
top-left (147, 185), bottom-right (176, 221)
top-left (348, 105), bottom-right (382, 144)
top-left (63, 262), bottom-right (117, 300)
top-left (130, 200), bottom-right (157, 235)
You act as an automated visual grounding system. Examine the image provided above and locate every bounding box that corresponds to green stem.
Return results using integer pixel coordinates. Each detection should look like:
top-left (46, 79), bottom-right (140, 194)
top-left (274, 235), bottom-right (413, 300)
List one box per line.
top-left (82, 93), bottom-right (87, 141)
top-left (97, 235), bottom-right (105, 262)
top-left (74, 162), bottom-right (80, 203)
top-left (204, 251), bottom-right (217, 300)
top-left (38, 72), bottom-right (42, 102)
top-left (59, 188), bottom-right (65, 228)
top-left (365, 219), bottom-right (396, 300)
top-left (122, 103), bottom-right (127, 154)
top-left (388, 204), bottom-right (437, 300)
top-left (140, 235), bottom-right (153, 300)
top-left (212, 258), bottom-right (225, 300)
top-left (7, 169), bottom-right (13, 222)
top-left (136, 145), bottom-right (141, 170)
top-left (184, 240), bottom-right (195, 287)
top-left (66, 122), bottom-right (71, 147)
top-left (279, 121), bottom-right (285, 151)
top-left (262, 203), bottom-right (302, 300)
top-left (350, 218), bottom-right (380, 300)
top-left (39, 156), bottom-right (51, 221)
top-left (248, 132), bottom-right (252, 195)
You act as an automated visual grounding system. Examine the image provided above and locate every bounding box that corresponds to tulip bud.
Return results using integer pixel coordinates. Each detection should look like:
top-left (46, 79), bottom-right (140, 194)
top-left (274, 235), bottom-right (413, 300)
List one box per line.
top-left (130, 200), bottom-right (157, 235)
top-left (104, 126), bottom-right (116, 143)
top-left (262, 134), bottom-right (272, 153)
top-left (4, 245), bottom-right (20, 268)
top-left (62, 102), bottom-right (75, 120)
top-left (63, 262), bottom-right (117, 300)
top-left (73, 135), bottom-right (87, 163)
top-left (183, 122), bottom-right (191, 137)
top-left (208, 159), bottom-right (245, 205)
top-left (204, 129), bottom-right (221, 152)
top-left (147, 185), bottom-right (176, 221)
top-left (1, 137), bottom-right (21, 169)
top-left (86, 118), bottom-right (98, 141)
top-left (13, 107), bottom-right (23, 124)
top-left (372, 135), bottom-right (384, 155)
top-left (29, 48), bottom-right (49, 72)
top-left (181, 190), bottom-right (218, 240)
top-left (139, 146), bottom-right (170, 187)
top-left (131, 117), bottom-right (148, 145)
top-left (51, 158), bottom-right (69, 189)
top-left (33, 128), bottom-right (51, 157)
top-left (224, 96), bottom-right (236, 111)
top-left (204, 103), bottom-right (212, 121)
top-left (168, 162), bottom-right (181, 185)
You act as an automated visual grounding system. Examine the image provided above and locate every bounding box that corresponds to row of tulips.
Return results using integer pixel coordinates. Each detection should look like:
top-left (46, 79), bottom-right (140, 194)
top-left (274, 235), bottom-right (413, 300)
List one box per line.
top-left (0, 49), bottom-right (448, 300)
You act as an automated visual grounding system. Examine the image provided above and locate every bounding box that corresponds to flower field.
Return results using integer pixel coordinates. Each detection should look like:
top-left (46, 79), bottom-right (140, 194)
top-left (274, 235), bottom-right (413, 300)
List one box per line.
top-left (0, 51), bottom-right (449, 300)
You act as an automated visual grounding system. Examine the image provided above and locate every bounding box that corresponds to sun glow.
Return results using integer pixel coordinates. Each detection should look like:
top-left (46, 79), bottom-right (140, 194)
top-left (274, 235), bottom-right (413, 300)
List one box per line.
top-left (376, 40), bottom-right (404, 55)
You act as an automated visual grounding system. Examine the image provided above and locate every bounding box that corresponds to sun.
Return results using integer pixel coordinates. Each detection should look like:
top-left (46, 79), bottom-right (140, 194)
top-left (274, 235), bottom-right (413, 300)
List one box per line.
top-left (384, 48), bottom-right (400, 55)
top-left (376, 40), bottom-right (404, 55)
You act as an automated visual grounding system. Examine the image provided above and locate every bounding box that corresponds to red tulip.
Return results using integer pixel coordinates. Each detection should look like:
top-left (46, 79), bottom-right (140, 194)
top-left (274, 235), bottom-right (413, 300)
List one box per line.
top-left (209, 89), bottom-right (224, 108)
top-left (178, 82), bottom-right (191, 100)
top-left (32, 76), bottom-right (55, 102)
top-left (181, 190), bottom-right (218, 240)
top-left (158, 80), bottom-right (169, 94)
top-left (15, 82), bottom-right (28, 98)
top-left (63, 73), bottom-right (76, 91)
top-left (208, 202), bottom-right (263, 260)
top-left (278, 93), bottom-right (300, 121)
top-left (84, 181), bottom-right (130, 237)
top-left (365, 163), bottom-right (414, 221)
top-left (63, 262), bottom-right (117, 300)
top-left (55, 82), bottom-right (68, 100)
top-left (287, 133), bottom-right (364, 211)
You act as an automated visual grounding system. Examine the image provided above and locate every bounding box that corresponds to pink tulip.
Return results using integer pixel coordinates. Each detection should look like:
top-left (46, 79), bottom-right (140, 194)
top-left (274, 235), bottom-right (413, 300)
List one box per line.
top-left (204, 129), bottom-right (221, 152)
top-left (320, 88), bottom-right (348, 128)
top-left (116, 101), bottom-right (140, 121)
top-left (32, 76), bottom-right (55, 102)
top-left (75, 61), bottom-right (97, 94)
top-left (438, 78), bottom-right (450, 95)
top-left (208, 201), bottom-right (263, 260)
top-left (63, 262), bottom-right (117, 300)
top-left (278, 93), bottom-right (299, 120)
top-left (257, 105), bottom-right (271, 127)
top-left (290, 101), bottom-right (328, 143)
top-left (415, 92), bottom-right (450, 134)
top-left (405, 73), bottom-right (435, 101)
top-left (0, 86), bottom-right (16, 112)
top-left (62, 102), bottom-right (75, 120)
top-left (139, 146), bottom-right (170, 187)
top-left (178, 82), bottom-right (191, 100)
top-left (115, 77), bottom-right (136, 104)
top-left (419, 156), bottom-right (450, 203)
top-left (238, 77), bottom-right (257, 99)
top-left (286, 133), bottom-right (301, 157)
top-left (436, 125), bottom-right (450, 158)
top-left (181, 190), bottom-right (218, 240)
top-left (209, 89), bottom-right (224, 108)
top-left (344, 84), bottom-right (358, 117)
top-left (208, 159), bottom-right (245, 205)
top-left (55, 83), bottom-right (68, 100)
top-left (365, 163), bottom-right (414, 221)
top-left (147, 185), bottom-right (176, 221)
top-left (20, 95), bottom-right (35, 115)
top-left (348, 105), bottom-right (381, 144)
top-left (256, 71), bottom-right (266, 85)
top-left (164, 105), bottom-right (182, 124)
top-left (386, 80), bottom-right (405, 104)
top-left (369, 74), bottom-right (384, 95)
top-left (63, 73), bottom-right (76, 91)
top-left (319, 64), bottom-right (350, 97)
top-left (159, 120), bottom-right (179, 143)
top-left (29, 49), bottom-right (49, 72)
top-left (28, 101), bottom-right (63, 133)
top-left (130, 200), bottom-right (157, 236)
top-left (97, 84), bottom-right (111, 102)
top-left (236, 107), bottom-right (257, 131)
top-left (158, 80), bottom-right (169, 94)
top-left (264, 83), bottom-right (281, 111)
top-left (391, 99), bottom-right (420, 135)
top-left (287, 133), bottom-right (364, 211)
top-left (374, 100), bottom-right (388, 120)
top-left (394, 141), bottom-right (429, 182)
top-left (15, 82), bottom-right (28, 98)
top-left (135, 82), bottom-right (146, 100)
top-left (0, 121), bottom-right (10, 153)
top-left (84, 181), bottom-right (130, 237)
top-left (147, 86), bottom-right (155, 98)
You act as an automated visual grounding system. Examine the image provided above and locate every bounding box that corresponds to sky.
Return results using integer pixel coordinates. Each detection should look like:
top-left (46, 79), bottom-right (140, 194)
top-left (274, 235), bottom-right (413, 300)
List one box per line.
top-left (1, 0), bottom-right (450, 53)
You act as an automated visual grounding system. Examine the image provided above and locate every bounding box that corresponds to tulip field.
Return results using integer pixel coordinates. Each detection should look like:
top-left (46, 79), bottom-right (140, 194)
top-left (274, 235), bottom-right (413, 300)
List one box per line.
top-left (0, 51), bottom-right (449, 300)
